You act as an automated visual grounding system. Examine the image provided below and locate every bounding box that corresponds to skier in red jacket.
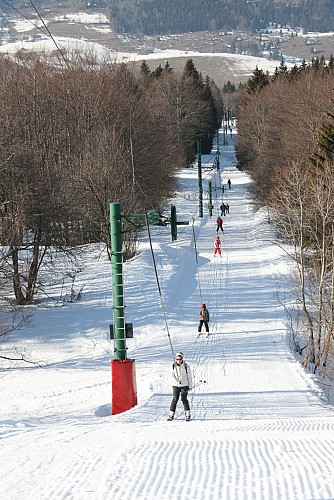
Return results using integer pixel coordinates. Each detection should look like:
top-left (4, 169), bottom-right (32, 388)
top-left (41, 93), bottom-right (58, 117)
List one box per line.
top-left (214, 235), bottom-right (221, 256)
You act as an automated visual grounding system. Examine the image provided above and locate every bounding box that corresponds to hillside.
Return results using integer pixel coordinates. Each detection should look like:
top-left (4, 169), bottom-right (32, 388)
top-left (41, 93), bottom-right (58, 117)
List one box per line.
top-left (1, 2), bottom-right (334, 87)
top-left (2, 123), bottom-right (334, 500)
top-left (105, 0), bottom-right (334, 35)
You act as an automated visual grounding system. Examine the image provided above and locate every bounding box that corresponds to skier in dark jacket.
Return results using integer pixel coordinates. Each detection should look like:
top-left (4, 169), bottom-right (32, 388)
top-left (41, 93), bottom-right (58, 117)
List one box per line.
top-left (216, 215), bottom-right (224, 232)
top-left (220, 203), bottom-right (226, 216)
top-left (198, 303), bottom-right (210, 334)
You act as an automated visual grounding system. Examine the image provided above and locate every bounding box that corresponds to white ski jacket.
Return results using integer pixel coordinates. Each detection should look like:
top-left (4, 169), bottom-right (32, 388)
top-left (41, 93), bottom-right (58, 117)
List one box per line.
top-left (171, 361), bottom-right (193, 389)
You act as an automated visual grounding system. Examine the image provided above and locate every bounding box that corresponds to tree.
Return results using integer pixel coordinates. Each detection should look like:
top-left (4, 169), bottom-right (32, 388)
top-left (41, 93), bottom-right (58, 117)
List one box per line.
top-left (139, 59), bottom-right (151, 78)
top-left (269, 161), bottom-right (316, 366)
top-left (245, 66), bottom-right (269, 94)
top-left (0, 51), bottom-right (188, 304)
top-left (311, 97), bottom-right (334, 167)
top-left (179, 60), bottom-right (220, 164)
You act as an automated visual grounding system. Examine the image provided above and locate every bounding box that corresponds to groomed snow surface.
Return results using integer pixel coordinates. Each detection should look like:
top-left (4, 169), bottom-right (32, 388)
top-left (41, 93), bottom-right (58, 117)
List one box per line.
top-left (1, 126), bottom-right (334, 499)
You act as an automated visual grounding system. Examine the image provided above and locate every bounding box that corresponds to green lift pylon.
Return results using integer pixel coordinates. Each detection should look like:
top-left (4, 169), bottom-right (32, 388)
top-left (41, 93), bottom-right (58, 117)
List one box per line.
top-left (197, 140), bottom-right (203, 218)
top-left (109, 202), bottom-right (188, 414)
top-left (109, 202), bottom-right (126, 361)
top-left (208, 181), bottom-right (213, 217)
top-left (216, 131), bottom-right (220, 170)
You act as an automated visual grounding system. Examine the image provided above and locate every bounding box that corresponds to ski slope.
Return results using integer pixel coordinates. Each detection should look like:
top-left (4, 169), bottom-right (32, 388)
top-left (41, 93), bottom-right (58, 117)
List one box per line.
top-left (1, 126), bottom-right (334, 500)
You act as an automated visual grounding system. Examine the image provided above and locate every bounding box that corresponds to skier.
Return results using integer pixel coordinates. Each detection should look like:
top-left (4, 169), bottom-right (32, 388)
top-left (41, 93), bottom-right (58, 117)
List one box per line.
top-left (214, 235), bottom-right (221, 256)
top-left (198, 303), bottom-right (210, 335)
top-left (167, 352), bottom-right (193, 421)
top-left (227, 178), bottom-right (231, 189)
top-left (220, 203), bottom-right (226, 216)
top-left (216, 215), bottom-right (224, 232)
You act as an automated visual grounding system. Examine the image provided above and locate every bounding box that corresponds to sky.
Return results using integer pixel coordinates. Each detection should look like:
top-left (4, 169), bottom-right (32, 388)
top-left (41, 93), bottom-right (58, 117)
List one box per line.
top-left (1, 123), bottom-right (334, 500)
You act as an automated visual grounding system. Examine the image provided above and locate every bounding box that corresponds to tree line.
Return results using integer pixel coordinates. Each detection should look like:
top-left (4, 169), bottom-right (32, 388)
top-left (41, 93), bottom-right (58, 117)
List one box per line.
top-left (0, 51), bottom-right (222, 309)
top-left (106, 0), bottom-right (334, 35)
top-left (236, 55), bottom-right (334, 381)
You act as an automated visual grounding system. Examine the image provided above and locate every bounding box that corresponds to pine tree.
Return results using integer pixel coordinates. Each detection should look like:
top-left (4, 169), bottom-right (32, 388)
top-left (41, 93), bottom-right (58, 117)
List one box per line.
top-left (223, 80), bottom-right (236, 93)
top-left (289, 64), bottom-right (301, 82)
top-left (163, 61), bottom-right (173, 73)
top-left (152, 64), bottom-right (163, 79)
top-left (311, 99), bottom-right (334, 166)
top-left (246, 66), bottom-right (269, 94)
top-left (140, 60), bottom-right (151, 78)
top-left (278, 57), bottom-right (288, 76)
top-left (182, 59), bottom-right (202, 86)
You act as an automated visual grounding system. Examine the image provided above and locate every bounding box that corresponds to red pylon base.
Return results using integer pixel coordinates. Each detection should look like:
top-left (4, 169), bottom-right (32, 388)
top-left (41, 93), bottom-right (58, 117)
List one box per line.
top-left (111, 359), bottom-right (137, 415)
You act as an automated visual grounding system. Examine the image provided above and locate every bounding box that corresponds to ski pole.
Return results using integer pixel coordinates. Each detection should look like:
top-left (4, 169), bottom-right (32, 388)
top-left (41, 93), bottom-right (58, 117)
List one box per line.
top-left (192, 380), bottom-right (206, 389)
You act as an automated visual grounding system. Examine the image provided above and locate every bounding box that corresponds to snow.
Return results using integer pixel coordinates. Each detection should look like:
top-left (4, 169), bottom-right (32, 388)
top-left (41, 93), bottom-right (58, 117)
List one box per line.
top-left (302, 31), bottom-right (334, 38)
top-left (54, 13), bottom-right (110, 24)
top-left (9, 19), bottom-right (47, 33)
top-left (1, 127), bottom-right (334, 499)
top-left (0, 36), bottom-right (116, 60)
top-left (1, 11), bottom-right (297, 73)
top-left (0, 37), bottom-right (294, 74)
top-left (143, 49), bottom-right (296, 72)
top-left (3, 9), bottom-right (334, 76)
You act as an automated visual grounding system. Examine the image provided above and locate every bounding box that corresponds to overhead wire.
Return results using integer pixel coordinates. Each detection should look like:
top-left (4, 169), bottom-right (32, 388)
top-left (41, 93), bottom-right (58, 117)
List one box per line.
top-left (192, 219), bottom-right (203, 304)
top-left (2, 0), bottom-right (179, 362)
top-left (27, 0), bottom-right (71, 69)
top-left (3, 0), bottom-right (215, 224)
top-left (0, 0), bottom-right (48, 36)
top-left (145, 214), bottom-right (176, 360)
top-left (1, 0), bottom-right (71, 69)
top-left (3, 0), bottom-right (223, 368)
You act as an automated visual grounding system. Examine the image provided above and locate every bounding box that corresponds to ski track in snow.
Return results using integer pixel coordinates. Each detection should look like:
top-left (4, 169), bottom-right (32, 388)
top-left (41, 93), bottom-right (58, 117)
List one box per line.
top-left (2, 130), bottom-right (334, 500)
top-left (103, 426), bottom-right (334, 500)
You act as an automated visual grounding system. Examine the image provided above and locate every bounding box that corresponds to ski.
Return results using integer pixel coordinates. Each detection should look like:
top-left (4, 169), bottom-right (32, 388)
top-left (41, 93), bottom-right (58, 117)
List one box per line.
top-left (167, 418), bottom-right (192, 421)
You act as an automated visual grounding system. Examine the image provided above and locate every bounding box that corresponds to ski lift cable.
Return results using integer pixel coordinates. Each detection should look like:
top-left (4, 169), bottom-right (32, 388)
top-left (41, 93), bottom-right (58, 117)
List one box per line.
top-left (145, 214), bottom-right (176, 360)
top-left (0, 0), bottom-right (49, 37)
top-left (191, 219), bottom-right (203, 304)
top-left (3, 0), bottom-right (72, 71)
top-left (27, 0), bottom-right (71, 70)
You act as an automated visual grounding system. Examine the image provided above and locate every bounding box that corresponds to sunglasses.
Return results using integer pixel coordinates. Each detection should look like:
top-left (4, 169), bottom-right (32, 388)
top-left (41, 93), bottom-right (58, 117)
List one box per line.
top-left (176, 357), bottom-right (183, 361)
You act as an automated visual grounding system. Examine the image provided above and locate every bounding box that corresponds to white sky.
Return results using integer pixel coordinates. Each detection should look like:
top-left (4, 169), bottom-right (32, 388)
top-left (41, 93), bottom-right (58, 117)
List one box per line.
top-left (1, 124), bottom-right (334, 500)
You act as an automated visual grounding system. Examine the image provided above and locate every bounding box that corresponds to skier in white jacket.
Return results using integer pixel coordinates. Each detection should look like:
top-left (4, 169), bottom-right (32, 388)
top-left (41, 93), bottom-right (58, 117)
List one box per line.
top-left (167, 352), bottom-right (193, 421)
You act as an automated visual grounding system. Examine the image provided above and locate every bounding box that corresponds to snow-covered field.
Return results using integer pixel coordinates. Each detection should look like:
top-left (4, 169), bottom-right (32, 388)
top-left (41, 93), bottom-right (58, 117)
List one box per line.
top-left (0, 11), bottom-right (300, 74)
top-left (1, 125), bottom-right (334, 499)
top-left (0, 33), bottom-right (296, 73)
